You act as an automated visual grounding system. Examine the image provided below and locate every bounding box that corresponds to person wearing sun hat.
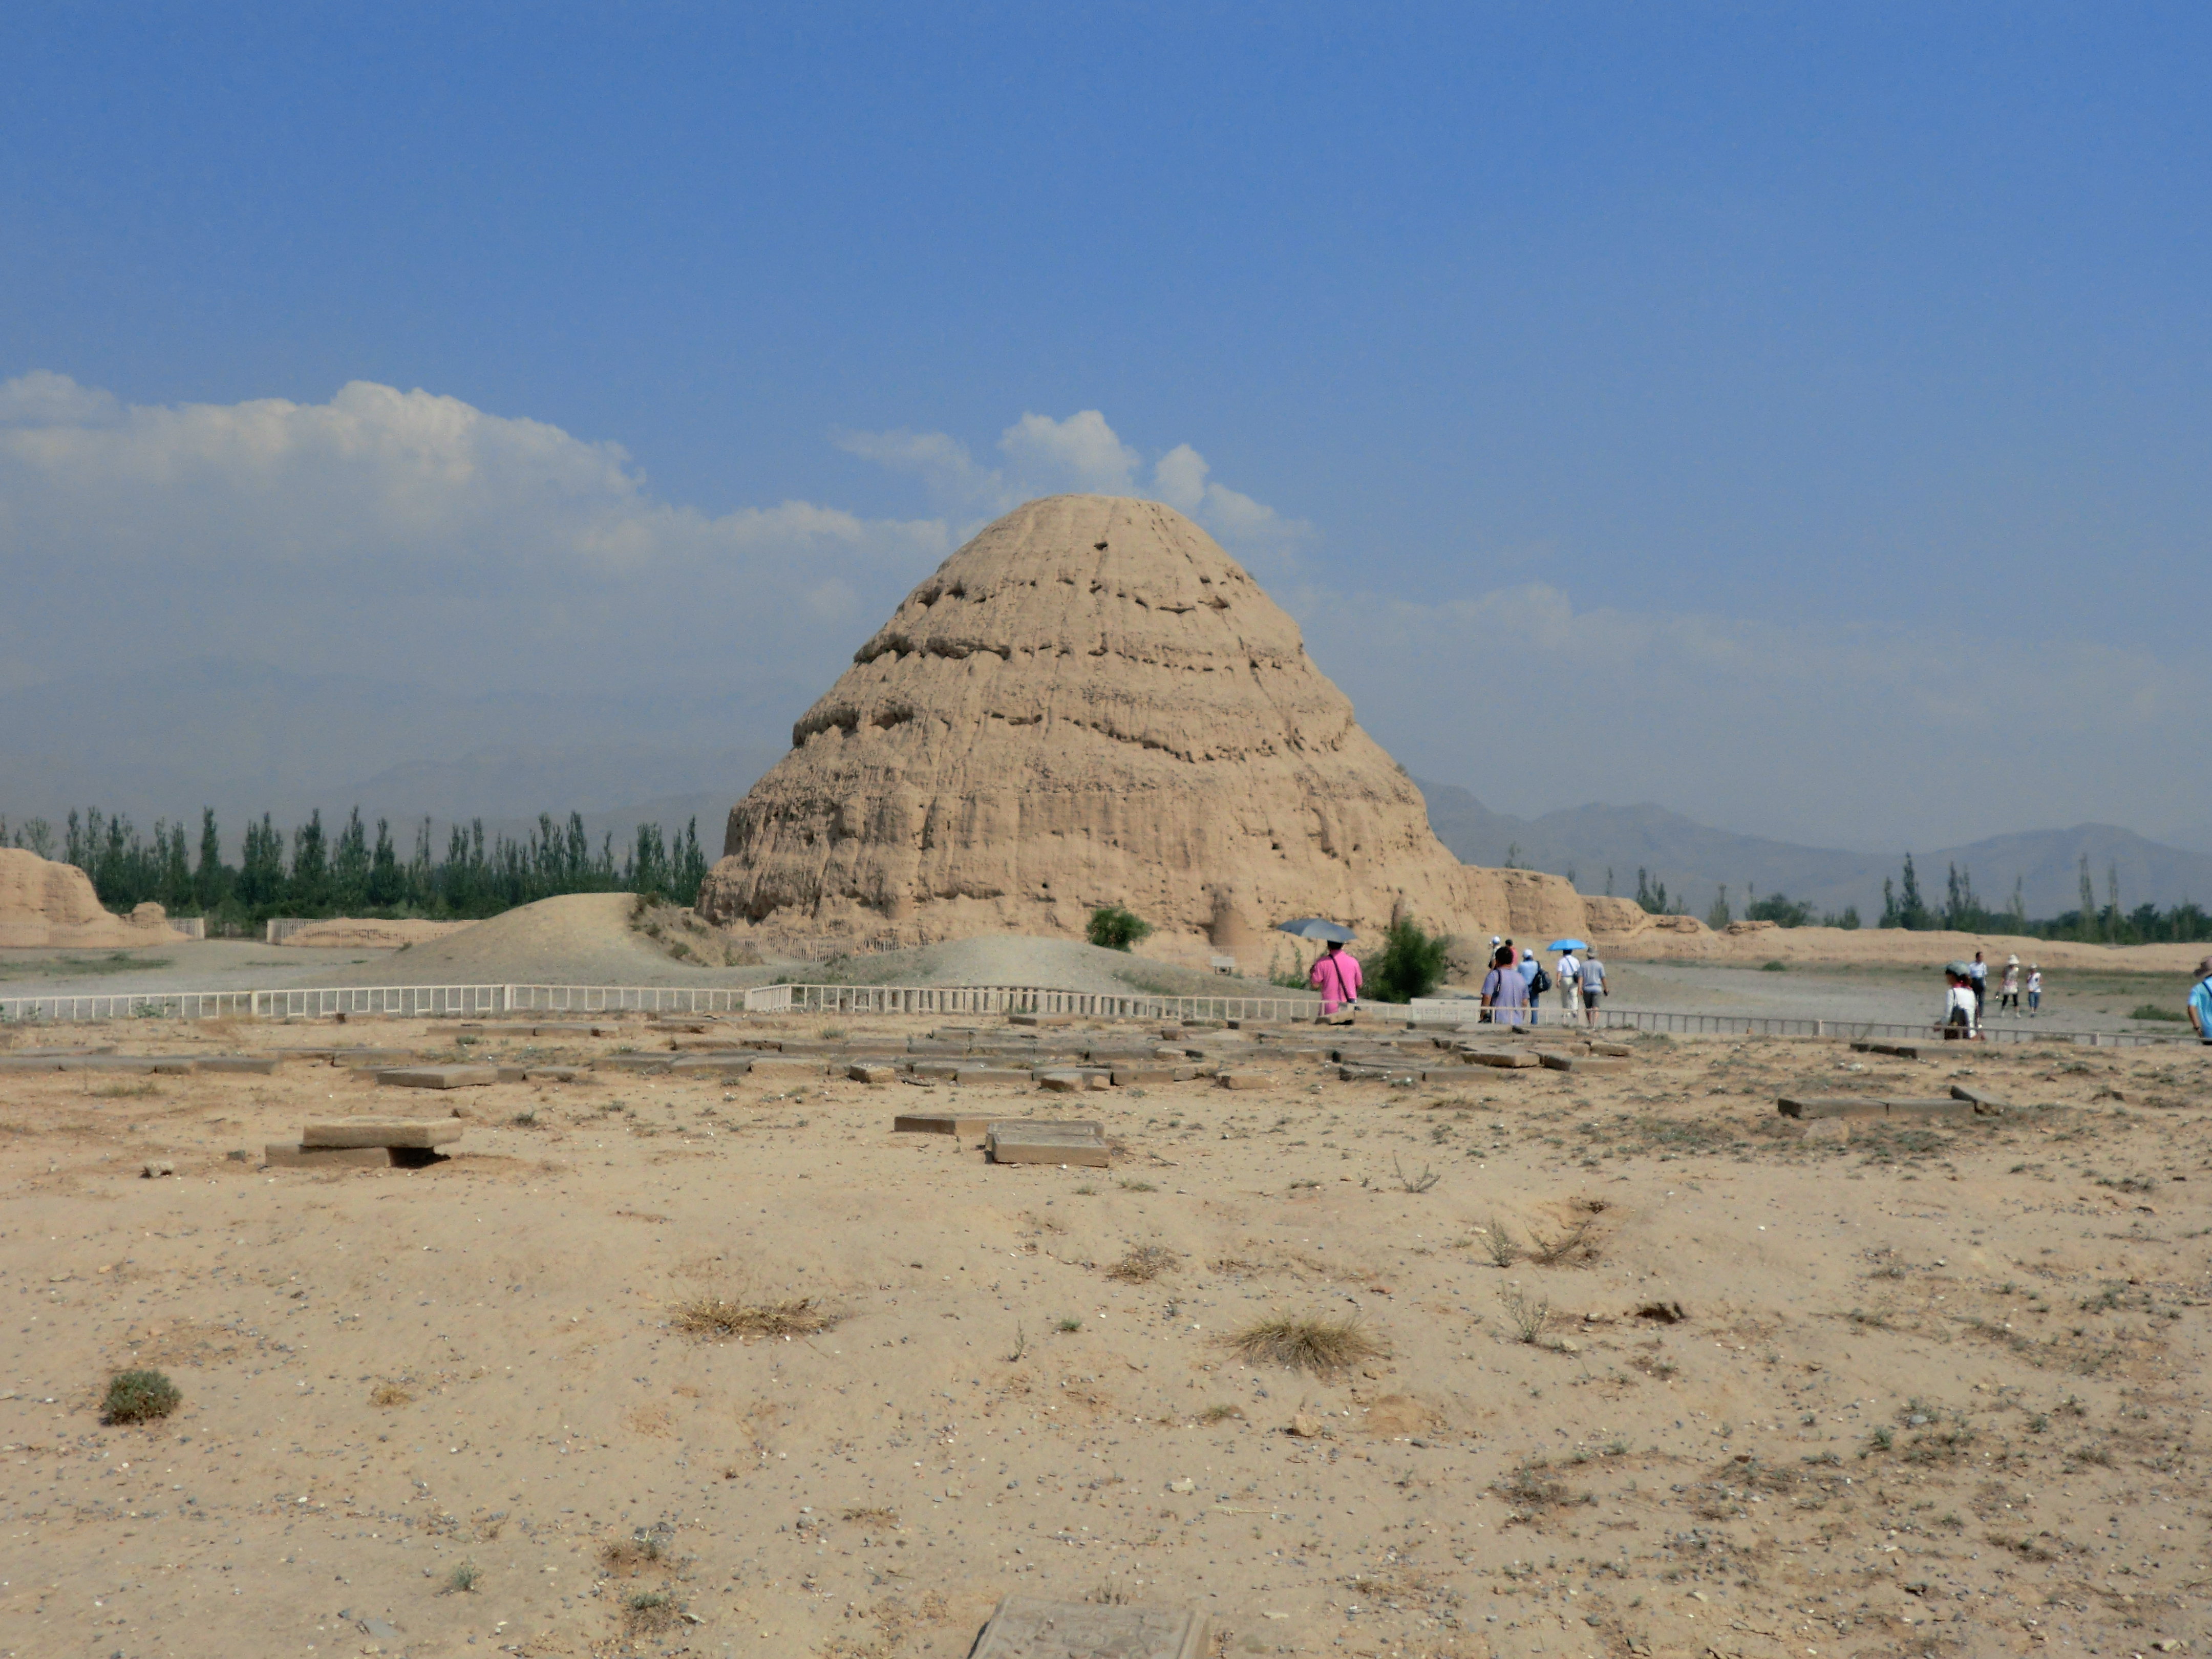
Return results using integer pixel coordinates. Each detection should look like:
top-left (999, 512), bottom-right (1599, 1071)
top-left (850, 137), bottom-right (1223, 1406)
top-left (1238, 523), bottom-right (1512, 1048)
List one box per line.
top-left (1998, 954), bottom-right (2021, 1016)
top-left (2188, 956), bottom-right (2212, 1045)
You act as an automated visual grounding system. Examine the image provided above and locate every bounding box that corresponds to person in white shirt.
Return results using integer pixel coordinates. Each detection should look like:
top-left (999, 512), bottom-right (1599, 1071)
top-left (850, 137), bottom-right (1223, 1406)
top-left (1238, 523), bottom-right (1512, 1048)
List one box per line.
top-left (1556, 950), bottom-right (1582, 1018)
top-left (1943, 965), bottom-right (1980, 1039)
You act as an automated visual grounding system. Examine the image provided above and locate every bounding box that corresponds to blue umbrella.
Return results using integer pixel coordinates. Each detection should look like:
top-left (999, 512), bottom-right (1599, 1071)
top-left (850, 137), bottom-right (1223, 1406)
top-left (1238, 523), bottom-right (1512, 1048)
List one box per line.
top-left (1546, 938), bottom-right (1589, 952)
top-left (1277, 918), bottom-right (1356, 944)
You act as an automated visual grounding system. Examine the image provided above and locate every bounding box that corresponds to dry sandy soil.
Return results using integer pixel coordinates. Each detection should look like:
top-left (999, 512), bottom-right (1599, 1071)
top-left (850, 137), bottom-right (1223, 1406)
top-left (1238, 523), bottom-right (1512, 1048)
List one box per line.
top-left (0, 1012), bottom-right (2206, 1659)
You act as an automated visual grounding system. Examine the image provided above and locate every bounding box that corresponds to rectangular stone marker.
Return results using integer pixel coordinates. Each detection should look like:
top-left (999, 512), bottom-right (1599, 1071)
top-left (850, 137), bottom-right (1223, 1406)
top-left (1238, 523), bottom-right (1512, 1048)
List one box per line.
top-left (895, 1111), bottom-right (994, 1136)
top-left (968, 1595), bottom-right (1206, 1659)
top-left (1777, 1096), bottom-right (1976, 1120)
top-left (1462, 1049), bottom-right (1539, 1069)
top-left (986, 1122), bottom-right (1109, 1167)
top-left (746, 1058), bottom-right (824, 1081)
top-left (302, 1120), bottom-right (467, 1149)
top-left (331, 1049), bottom-right (419, 1067)
top-left (1777, 1095), bottom-right (1886, 1119)
top-left (669, 1054), bottom-right (755, 1074)
top-left (955, 1067), bottom-right (1036, 1086)
top-left (523, 1066), bottom-right (581, 1082)
top-left (1948, 1084), bottom-right (2009, 1112)
top-left (910, 1061), bottom-right (963, 1081)
top-left (1877, 1097), bottom-right (1979, 1119)
top-left (1110, 1066), bottom-right (1195, 1086)
top-left (196, 1056), bottom-right (280, 1074)
top-left (1535, 1051), bottom-right (1629, 1074)
top-left (1851, 1040), bottom-right (1929, 1060)
top-left (268, 1143), bottom-right (448, 1168)
top-left (848, 1063), bottom-right (896, 1084)
top-left (1590, 1040), bottom-right (1634, 1057)
top-left (1037, 1072), bottom-right (1090, 1093)
top-left (377, 1065), bottom-right (499, 1090)
top-left (599, 1054), bottom-right (674, 1073)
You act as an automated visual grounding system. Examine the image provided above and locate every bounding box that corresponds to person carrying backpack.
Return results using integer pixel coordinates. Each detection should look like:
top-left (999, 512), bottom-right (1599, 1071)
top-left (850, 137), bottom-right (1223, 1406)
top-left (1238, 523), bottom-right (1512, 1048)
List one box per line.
top-left (1526, 953), bottom-right (1552, 1025)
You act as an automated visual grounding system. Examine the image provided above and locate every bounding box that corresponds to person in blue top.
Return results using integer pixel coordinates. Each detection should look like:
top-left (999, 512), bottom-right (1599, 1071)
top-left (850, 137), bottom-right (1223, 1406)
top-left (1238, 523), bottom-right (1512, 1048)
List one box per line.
top-left (2189, 956), bottom-right (2212, 1045)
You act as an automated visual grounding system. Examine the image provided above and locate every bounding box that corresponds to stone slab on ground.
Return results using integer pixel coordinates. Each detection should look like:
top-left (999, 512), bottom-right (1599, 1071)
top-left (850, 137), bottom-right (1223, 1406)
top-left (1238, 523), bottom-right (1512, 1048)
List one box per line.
top-left (910, 1061), bottom-right (963, 1082)
top-left (1776, 1095), bottom-right (1887, 1119)
top-left (1777, 1096), bottom-right (1979, 1121)
top-left (895, 1112), bottom-right (996, 1137)
top-left (1852, 1040), bottom-right (1933, 1060)
top-left (1008, 1013), bottom-right (1077, 1027)
top-left (1111, 1065), bottom-right (1199, 1086)
top-left (328, 1049), bottom-right (420, 1067)
top-left (196, 1055), bottom-right (281, 1074)
top-left (377, 1065), bottom-right (499, 1090)
top-left (669, 1054), bottom-right (755, 1074)
top-left (1461, 1048), bottom-right (1539, 1069)
top-left (1949, 1084), bottom-right (2011, 1112)
top-left (955, 1067), bottom-right (1037, 1086)
top-left (599, 1054), bottom-right (674, 1074)
top-left (1535, 1051), bottom-right (1630, 1074)
top-left (968, 1594), bottom-right (1206, 1659)
top-left (1036, 1071), bottom-right (1095, 1093)
top-left (847, 1063), bottom-right (896, 1084)
top-left (263, 1143), bottom-right (444, 1169)
top-left (302, 1120), bottom-right (467, 1149)
top-left (1217, 1070), bottom-right (1274, 1089)
top-left (522, 1066), bottom-right (582, 1082)
top-left (986, 1122), bottom-right (1109, 1166)
top-left (747, 1058), bottom-right (826, 1081)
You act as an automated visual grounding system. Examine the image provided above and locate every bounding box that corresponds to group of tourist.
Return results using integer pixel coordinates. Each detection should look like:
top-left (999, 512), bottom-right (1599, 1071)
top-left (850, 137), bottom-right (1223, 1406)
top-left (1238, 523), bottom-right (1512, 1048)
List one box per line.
top-left (1942, 949), bottom-right (2047, 1038)
top-left (1476, 937), bottom-right (1605, 1029)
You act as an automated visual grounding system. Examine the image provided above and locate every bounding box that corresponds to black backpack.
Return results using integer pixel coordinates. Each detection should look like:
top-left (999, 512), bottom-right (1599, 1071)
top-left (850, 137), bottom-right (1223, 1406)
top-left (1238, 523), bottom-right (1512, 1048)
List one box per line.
top-left (1531, 965), bottom-right (1552, 995)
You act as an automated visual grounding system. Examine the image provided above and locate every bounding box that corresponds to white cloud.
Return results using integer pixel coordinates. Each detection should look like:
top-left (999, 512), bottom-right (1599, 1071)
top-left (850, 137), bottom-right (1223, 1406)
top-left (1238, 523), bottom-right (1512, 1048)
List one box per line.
top-left (0, 374), bottom-right (949, 697)
top-left (835, 409), bottom-right (1307, 561)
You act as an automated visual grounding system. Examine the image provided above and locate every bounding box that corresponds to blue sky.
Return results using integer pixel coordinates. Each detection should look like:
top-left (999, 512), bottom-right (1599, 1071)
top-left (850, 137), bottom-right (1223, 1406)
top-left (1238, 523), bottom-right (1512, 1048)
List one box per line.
top-left (4, 4), bottom-right (2209, 849)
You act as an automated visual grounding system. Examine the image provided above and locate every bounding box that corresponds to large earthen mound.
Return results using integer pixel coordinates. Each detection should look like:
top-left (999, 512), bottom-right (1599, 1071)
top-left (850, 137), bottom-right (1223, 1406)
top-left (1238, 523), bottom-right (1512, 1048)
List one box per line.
top-left (698, 495), bottom-right (1585, 956)
top-left (0, 848), bottom-right (177, 949)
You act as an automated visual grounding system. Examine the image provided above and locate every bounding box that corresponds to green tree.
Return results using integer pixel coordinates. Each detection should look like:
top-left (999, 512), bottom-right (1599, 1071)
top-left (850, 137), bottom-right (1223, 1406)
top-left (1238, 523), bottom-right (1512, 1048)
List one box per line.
top-left (1706, 884), bottom-right (1732, 930)
top-left (366, 818), bottom-right (405, 907)
top-left (332, 809), bottom-right (371, 912)
top-left (1366, 916), bottom-right (1449, 1003)
top-left (1087, 905), bottom-right (1153, 951)
top-left (288, 811), bottom-right (330, 912)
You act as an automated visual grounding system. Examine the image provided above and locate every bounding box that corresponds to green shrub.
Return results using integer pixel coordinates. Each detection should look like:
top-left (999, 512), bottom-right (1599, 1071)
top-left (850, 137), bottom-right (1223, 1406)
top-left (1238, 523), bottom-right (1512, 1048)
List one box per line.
top-left (102, 1368), bottom-right (181, 1424)
top-left (1087, 906), bottom-right (1153, 952)
top-left (2130, 1004), bottom-right (2186, 1022)
top-left (1367, 917), bottom-right (1448, 1003)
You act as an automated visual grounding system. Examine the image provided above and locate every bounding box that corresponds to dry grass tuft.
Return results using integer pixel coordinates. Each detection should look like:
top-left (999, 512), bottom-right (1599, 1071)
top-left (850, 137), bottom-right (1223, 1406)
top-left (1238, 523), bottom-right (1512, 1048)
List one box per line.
top-left (622, 1588), bottom-right (684, 1635)
top-left (1105, 1243), bottom-right (1181, 1283)
top-left (1498, 1285), bottom-right (1552, 1345)
top-left (841, 1506), bottom-right (899, 1527)
top-left (369, 1380), bottom-right (415, 1407)
top-left (671, 1293), bottom-right (838, 1341)
top-left (1227, 1313), bottom-right (1385, 1374)
top-left (1530, 1215), bottom-right (1600, 1266)
top-left (1480, 1221), bottom-right (1519, 1268)
top-left (601, 1528), bottom-right (671, 1574)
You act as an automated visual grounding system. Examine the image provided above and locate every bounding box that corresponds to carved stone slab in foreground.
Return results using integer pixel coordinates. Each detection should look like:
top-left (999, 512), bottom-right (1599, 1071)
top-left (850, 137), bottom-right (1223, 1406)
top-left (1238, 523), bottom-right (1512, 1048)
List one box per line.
top-left (967, 1595), bottom-right (1207, 1659)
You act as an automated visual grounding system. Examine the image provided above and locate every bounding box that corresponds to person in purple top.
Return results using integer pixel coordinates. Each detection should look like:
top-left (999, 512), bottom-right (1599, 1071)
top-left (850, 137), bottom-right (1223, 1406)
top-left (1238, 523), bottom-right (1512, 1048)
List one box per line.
top-left (1481, 944), bottom-right (1529, 1029)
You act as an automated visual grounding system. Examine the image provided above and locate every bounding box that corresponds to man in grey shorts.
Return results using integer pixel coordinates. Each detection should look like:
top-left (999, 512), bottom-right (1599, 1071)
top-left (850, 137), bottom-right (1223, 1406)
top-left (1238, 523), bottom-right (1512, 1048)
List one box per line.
top-left (1581, 949), bottom-right (1606, 1026)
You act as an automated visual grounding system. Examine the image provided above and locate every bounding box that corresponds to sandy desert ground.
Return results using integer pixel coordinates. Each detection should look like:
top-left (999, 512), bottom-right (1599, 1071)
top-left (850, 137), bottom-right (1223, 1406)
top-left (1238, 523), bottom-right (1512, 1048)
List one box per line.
top-left (0, 1008), bottom-right (2206, 1659)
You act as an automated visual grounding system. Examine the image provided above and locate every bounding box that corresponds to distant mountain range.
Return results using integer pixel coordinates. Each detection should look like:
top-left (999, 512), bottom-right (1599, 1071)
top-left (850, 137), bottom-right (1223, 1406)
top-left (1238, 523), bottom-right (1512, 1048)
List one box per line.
top-left (1416, 781), bottom-right (2212, 920)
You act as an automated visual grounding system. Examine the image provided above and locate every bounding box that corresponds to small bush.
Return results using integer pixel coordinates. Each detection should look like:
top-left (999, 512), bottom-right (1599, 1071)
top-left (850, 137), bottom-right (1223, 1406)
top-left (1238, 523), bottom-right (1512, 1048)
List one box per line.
top-left (1106, 1244), bottom-right (1180, 1283)
top-left (1367, 916), bottom-right (1449, 1003)
top-left (102, 1368), bottom-right (181, 1424)
top-left (1227, 1314), bottom-right (1384, 1374)
top-left (1498, 1285), bottom-right (1551, 1345)
top-left (444, 1562), bottom-right (480, 1593)
top-left (624, 1588), bottom-right (683, 1635)
top-left (369, 1380), bottom-right (414, 1407)
top-left (671, 1294), bottom-right (838, 1341)
top-left (2131, 1004), bottom-right (2186, 1022)
top-left (1087, 906), bottom-right (1154, 952)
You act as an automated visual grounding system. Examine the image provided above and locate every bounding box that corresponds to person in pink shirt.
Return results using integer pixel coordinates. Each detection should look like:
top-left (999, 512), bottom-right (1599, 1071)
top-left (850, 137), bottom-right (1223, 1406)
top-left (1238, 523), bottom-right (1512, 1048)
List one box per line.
top-left (1309, 939), bottom-right (1363, 1020)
